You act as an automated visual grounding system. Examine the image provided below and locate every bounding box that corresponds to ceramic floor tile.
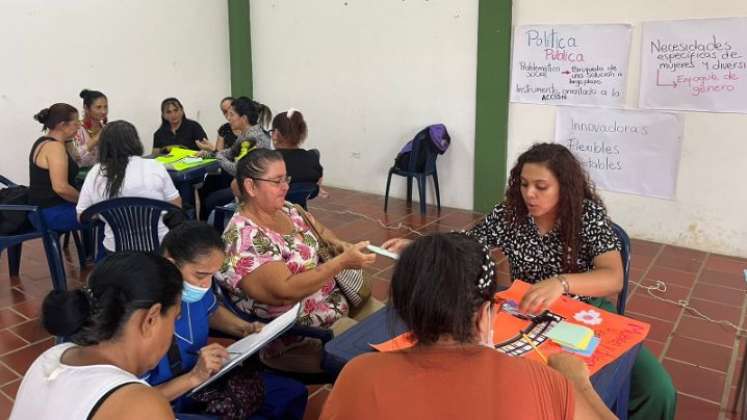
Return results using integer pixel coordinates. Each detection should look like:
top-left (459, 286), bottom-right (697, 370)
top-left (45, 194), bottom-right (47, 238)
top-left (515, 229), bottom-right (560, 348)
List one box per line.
top-left (0, 331), bottom-right (28, 356)
top-left (659, 245), bottom-right (707, 262)
top-left (663, 358), bottom-right (725, 403)
top-left (666, 336), bottom-right (733, 372)
top-left (699, 269), bottom-right (747, 290)
top-left (644, 266), bottom-right (698, 289)
top-left (10, 319), bottom-right (50, 344)
top-left (0, 394), bottom-right (12, 419)
top-left (630, 254), bottom-right (655, 270)
top-left (704, 255), bottom-right (747, 274)
top-left (10, 300), bottom-right (41, 320)
top-left (0, 338), bottom-right (54, 376)
top-left (1, 378), bottom-right (20, 399)
top-left (690, 283), bottom-right (745, 307)
top-left (644, 339), bottom-right (666, 359)
top-left (0, 309), bottom-right (27, 330)
top-left (673, 393), bottom-right (721, 420)
top-left (0, 364), bottom-right (19, 385)
top-left (626, 294), bottom-right (683, 322)
top-left (629, 239), bottom-right (663, 256)
top-left (674, 315), bottom-right (738, 347)
top-left (627, 313), bottom-right (675, 342)
top-left (654, 254), bottom-right (704, 273)
top-left (686, 298), bottom-right (742, 325)
top-left (635, 281), bottom-right (692, 302)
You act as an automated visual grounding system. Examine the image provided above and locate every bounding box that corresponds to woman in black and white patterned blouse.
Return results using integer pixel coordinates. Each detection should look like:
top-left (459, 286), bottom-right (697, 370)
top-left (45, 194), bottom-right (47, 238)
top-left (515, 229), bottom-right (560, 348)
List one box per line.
top-left (383, 143), bottom-right (676, 420)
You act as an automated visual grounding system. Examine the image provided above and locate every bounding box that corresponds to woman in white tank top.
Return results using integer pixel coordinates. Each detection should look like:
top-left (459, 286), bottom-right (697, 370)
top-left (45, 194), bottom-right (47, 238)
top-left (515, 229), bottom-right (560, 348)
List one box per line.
top-left (10, 252), bottom-right (183, 420)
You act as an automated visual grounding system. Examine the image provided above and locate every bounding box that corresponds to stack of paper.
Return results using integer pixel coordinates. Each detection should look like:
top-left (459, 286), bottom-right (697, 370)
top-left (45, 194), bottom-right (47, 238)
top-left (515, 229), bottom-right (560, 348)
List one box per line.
top-left (546, 321), bottom-right (600, 357)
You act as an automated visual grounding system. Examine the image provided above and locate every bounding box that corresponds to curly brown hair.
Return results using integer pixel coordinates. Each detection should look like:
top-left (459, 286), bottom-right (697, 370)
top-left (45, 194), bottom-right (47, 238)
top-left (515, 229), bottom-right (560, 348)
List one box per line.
top-left (505, 143), bottom-right (604, 272)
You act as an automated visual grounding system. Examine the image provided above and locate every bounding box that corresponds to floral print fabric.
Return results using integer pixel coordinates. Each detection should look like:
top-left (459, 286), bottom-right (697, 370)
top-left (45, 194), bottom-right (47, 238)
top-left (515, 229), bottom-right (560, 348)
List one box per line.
top-left (216, 203), bottom-right (349, 329)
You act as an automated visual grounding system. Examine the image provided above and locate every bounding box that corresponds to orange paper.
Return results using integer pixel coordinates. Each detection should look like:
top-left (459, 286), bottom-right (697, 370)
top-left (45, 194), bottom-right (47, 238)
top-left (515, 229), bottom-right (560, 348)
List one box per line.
top-left (372, 280), bottom-right (650, 374)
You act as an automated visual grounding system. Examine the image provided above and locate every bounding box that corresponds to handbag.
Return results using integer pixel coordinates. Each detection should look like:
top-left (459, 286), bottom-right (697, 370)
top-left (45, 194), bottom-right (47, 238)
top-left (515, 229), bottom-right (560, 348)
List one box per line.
top-left (293, 204), bottom-right (371, 308)
top-left (165, 338), bottom-right (264, 419)
top-left (190, 364), bottom-right (264, 420)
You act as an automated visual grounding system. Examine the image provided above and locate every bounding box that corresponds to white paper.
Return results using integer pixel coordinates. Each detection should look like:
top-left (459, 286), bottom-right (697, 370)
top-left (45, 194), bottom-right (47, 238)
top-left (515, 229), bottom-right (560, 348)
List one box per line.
top-left (188, 302), bottom-right (301, 395)
top-left (510, 24), bottom-right (632, 107)
top-left (639, 17), bottom-right (747, 113)
top-left (554, 108), bottom-right (684, 199)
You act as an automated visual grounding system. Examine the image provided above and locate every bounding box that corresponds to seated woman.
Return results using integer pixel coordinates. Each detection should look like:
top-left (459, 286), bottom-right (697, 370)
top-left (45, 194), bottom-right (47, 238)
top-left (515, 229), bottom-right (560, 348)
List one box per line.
top-left (202, 97), bottom-right (273, 219)
top-left (146, 221), bottom-right (307, 418)
top-left (29, 103), bottom-right (83, 232)
top-left (195, 96), bottom-right (238, 153)
top-left (271, 109), bottom-right (323, 185)
top-left (152, 97), bottom-right (208, 154)
top-left (10, 252), bottom-right (182, 419)
top-left (215, 96), bottom-right (272, 176)
top-left (76, 120), bottom-right (181, 253)
top-left (322, 233), bottom-right (616, 420)
top-left (383, 143), bottom-right (676, 420)
top-left (215, 148), bottom-right (376, 371)
top-left (68, 89), bottom-right (108, 168)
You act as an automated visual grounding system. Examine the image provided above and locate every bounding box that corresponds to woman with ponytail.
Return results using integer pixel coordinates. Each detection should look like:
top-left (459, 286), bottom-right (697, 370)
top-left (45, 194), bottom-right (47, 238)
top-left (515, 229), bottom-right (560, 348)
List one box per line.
top-left (68, 89), bottom-right (108, 167)
top-left (201, 97), bottom-right (272, 220)
top-left (271, 109), bottom-right (323, 186)
top-left (10, 252), bottom-right (182, 420)
top-left (76, 120), bottom-right (181, 252)
top-left (28, 103), bottom-right (83, 231)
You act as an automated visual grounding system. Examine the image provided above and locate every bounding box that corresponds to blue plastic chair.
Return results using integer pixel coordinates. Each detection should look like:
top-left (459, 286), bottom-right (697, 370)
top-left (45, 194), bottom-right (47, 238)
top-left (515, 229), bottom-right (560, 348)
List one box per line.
top-left (79, 197), bottom-right (182, 255)
top-left (0, 201), bottom-right (67, 291)
top-left (286, 182), bottom-right (319, 211)
top-left (212, 204), bottom-right (236, 233)
top-left (384, 133), bottom-right (442, 215)
top-left (611, 222), bottom-right (631, 315)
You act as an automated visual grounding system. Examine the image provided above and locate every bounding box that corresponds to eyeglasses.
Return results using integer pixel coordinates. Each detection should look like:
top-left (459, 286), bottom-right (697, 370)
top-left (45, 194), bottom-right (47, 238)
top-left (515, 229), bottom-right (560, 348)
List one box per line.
top-left (252, 175), bottom-right (292, 185)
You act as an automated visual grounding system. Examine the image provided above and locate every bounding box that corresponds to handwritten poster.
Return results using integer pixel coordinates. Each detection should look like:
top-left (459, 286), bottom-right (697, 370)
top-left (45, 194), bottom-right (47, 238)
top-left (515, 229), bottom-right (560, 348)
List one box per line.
top-left (554, 108), bottom-right (684, 199)
top-left (639, 17), bottom-right (747, 113)
top-left (510, 24), bottom-right (632, 106)
top-left (373, 281), bottom-right (650, 375)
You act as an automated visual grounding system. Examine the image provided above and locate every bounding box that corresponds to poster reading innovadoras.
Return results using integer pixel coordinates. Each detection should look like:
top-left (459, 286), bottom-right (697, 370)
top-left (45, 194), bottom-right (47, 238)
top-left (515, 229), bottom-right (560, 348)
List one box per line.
top-left (554, 107), bottom-right (684, 200)
top-left (510, 24), bottom-right (632, 107)
top-left (639, 17), bottom-right (747, 113)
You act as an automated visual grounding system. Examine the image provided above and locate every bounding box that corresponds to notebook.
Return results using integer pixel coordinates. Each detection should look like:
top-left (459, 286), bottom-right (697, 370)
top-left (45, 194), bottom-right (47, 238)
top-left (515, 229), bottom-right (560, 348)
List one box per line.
top-left (187, 302), bottom-right (300, 396)
top-left (546, 321), bottom-right (594, 350)
top-left (562, 336), bottom-right (601, 357)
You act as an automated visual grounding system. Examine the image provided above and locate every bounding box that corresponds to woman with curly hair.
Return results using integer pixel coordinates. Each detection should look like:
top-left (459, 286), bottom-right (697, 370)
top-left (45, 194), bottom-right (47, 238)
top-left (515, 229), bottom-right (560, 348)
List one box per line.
top-left (383, 143), bottom-right (676, 420)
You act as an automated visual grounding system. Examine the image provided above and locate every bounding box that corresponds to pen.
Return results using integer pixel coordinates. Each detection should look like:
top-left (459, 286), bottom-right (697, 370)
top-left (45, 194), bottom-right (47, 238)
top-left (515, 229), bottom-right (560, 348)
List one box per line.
top-left (187, 350), bottom-right (242, 356)
top-left (521, 333), bottom-right (548, 364)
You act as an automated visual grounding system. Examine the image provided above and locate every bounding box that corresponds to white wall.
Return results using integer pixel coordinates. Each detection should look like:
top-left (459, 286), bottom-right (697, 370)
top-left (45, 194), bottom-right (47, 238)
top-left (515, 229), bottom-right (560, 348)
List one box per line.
top-left (0, 0), bottom-right (231, 184)
top-left (250, 0), bottom-right (478, 210)
top-left (510, 0), bottom-right (747, 257)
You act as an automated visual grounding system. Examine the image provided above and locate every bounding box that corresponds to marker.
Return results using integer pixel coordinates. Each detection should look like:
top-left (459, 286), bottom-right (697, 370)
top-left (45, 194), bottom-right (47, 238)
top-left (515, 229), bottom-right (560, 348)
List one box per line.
top-left (366, 244), bottom-right (400, 260)
top-left (521, 333), bottom-right (548, 364)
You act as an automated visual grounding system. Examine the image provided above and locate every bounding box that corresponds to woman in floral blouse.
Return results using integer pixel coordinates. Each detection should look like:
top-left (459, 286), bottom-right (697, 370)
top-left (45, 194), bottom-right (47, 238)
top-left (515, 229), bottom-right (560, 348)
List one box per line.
top-left (215, 148), bottom-right (374, 370)
top-left (383, 143), bottom-right (676, 420)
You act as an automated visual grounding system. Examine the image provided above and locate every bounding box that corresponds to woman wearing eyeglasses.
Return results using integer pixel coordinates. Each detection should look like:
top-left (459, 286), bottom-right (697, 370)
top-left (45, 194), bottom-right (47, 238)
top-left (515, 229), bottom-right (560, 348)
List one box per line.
top-left (215, 148), bottom-right (375, 372)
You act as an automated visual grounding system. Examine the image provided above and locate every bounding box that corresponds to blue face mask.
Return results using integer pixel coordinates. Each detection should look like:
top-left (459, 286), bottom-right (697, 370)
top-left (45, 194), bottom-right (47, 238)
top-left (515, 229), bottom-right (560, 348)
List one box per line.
top-left (182, 281), bottom-right (210, 303)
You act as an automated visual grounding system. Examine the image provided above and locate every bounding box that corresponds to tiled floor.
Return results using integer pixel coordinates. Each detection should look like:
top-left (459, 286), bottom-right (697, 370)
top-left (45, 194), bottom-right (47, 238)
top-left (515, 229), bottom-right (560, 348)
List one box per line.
top-left (1, 186), bottom-right (746, 420)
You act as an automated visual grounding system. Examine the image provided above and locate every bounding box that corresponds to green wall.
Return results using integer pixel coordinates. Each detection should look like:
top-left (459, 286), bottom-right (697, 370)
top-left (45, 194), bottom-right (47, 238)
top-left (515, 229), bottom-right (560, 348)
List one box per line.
top-left (227, 0), bottom-right (253, 98)
top-left (473, 0), bottom-right (512, 213)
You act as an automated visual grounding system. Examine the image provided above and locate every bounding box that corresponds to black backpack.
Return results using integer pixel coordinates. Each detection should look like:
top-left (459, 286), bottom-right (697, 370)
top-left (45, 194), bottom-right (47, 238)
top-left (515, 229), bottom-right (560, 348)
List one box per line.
top-left (0, 185), bottom-right (31, 234)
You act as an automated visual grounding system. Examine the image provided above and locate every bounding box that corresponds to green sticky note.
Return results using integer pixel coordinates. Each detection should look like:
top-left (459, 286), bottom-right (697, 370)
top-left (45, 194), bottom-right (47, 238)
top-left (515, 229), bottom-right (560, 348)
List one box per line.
top-left (546, 321), bottom-right (594, 350)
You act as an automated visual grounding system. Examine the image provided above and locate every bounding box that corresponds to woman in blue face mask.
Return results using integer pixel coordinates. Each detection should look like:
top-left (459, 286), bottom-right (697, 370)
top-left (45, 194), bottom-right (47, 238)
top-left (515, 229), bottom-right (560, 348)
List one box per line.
top-left (146, 221), bottom-right (308, 418)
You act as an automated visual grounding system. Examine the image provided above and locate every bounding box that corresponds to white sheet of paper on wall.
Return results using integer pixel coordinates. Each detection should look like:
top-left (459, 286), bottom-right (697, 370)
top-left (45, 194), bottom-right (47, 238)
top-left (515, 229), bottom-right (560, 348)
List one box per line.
top-left (554, 107), bottom-right (684, 200)
top-left (510, 24), bottom-right (632, 107)
top-left (638, 17), bottom-right (747, 114)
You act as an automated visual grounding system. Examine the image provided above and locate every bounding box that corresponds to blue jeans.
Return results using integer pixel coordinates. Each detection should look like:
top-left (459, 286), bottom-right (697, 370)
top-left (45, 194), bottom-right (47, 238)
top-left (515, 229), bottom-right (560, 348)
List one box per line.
top-left (40, 203), bottom-right (82, 232)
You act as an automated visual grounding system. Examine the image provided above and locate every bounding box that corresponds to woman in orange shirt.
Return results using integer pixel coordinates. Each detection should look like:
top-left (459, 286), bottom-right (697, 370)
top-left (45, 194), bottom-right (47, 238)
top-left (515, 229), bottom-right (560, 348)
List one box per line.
top-left (321, 233), bottom-right (616, 420)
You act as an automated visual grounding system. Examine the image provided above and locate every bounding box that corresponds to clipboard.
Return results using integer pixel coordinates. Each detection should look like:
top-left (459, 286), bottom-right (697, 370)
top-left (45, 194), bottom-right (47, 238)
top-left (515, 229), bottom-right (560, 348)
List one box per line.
top-left (187, 302), bottom-right (301, 396)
